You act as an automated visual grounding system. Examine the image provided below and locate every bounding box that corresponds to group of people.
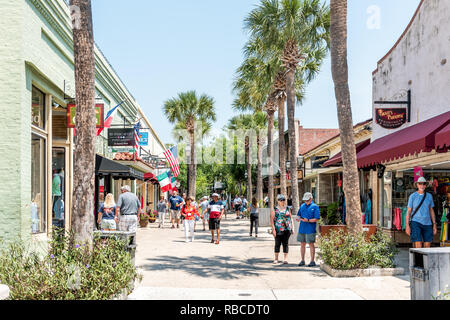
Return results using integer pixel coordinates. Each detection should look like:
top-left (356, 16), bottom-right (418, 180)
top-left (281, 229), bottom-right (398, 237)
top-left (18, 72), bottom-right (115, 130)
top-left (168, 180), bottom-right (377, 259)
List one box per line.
top-left (97, 185), bottom-right (142, 232)
top-left (156, 191), bottom-right (227, 244)
top-left (232, 195), bottom-right (249, 219)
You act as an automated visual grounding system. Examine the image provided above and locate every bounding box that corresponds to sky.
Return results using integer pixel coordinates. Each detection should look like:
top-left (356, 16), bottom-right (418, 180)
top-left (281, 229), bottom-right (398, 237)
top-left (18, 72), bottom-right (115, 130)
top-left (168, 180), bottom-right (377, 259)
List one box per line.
top-left (91, 0), bottom-right (421, 146)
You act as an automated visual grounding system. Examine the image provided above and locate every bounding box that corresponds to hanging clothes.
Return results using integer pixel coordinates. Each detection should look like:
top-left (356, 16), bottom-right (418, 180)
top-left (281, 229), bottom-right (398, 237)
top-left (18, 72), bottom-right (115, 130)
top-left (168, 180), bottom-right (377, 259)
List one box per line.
top-left (365, 199), bottom-right (372, 225)
top-left (393, 208), bottom-right (402, 231)
top-left (441, 210), bottom-right (448, 242)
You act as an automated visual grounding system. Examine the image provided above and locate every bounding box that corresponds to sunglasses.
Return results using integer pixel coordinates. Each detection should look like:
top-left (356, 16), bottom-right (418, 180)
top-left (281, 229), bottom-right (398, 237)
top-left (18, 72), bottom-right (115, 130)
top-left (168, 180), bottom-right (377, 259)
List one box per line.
top-left (417, 182), bottom-right (427, 185)
top-left (278, 199), bottom-right (286, 202)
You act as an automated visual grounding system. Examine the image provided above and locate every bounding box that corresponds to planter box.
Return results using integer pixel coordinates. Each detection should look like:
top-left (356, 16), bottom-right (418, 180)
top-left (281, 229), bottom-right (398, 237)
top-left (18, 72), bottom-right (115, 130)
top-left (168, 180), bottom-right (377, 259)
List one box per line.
top-left (319, 225), bottom-right (377, 241)
top-left (0, 284), bottom-right (9, 300)
top-left (320, 263), bottom-right (405, 278)
top-left (139, 220), bottom-right (149, 228)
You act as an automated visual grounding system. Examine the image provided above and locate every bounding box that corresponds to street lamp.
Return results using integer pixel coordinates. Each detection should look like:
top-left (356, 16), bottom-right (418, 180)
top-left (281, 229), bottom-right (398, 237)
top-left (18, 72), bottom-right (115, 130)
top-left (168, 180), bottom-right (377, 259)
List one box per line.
top-left (244, 171), bottom-right (248, 179)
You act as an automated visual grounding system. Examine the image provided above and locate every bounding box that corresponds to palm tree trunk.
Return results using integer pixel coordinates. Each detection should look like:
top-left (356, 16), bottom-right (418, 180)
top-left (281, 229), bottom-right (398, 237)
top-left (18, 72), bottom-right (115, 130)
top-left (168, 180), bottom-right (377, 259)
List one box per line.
top-left (267, 110), bottom-right (275, 210)
top-left (286, 70), bottom-right (300, 215)
top-left (246, 137), bottom-right (253, 202)
top-left (70, 0), bottom-right (95, 245)
top-left (330, 0), bottom-right (362, 234)
top-left (278, 98), bottom-right (287, 197)
top-left (256, 136), bottom-right (263, 205)
top-left (188, 130), bottom-right (196, 198)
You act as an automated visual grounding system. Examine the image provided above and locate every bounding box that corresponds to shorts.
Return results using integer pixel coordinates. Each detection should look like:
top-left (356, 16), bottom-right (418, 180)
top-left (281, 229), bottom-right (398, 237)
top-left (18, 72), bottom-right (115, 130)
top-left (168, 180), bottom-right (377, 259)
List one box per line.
top-left (203, 212), bottom-right (209, 221)
top-left (170, 209), bottom-right (180, 220)
top-left (297, 233), bottom-right (317, 243)
top-left (119, 215), bottom-right (137, 233)
top-left (234, 204), bottom-right (241, 211)
top-left (410, 221), bottom-right (433, 243)
top-left (101, 219), bottom-right (117, 230)
top-left (209, 218), bottom-right (221, 230)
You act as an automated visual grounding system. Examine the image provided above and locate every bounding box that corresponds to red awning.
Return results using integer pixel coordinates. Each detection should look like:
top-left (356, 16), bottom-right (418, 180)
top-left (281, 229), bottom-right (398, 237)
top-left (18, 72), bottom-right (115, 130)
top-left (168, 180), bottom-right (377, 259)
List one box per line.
top-left (435, 122), bottom-right (450, 151)
top-left (357, 111), bottom-right (450, 168)
top-left (323, 139), bottom-right (371, 167)
top-left (144, 172), bottom-right (155, 180)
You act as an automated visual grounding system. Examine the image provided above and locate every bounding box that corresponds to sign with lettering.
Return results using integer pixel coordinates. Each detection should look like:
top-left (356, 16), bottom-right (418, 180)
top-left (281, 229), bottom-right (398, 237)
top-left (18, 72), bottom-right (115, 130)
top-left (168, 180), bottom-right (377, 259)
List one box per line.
top-left (375, 108), bottom-right (407, 129)
top-left (107, 128), bottom-right (134, 147)
top-left (67, 104), bottom-right (104, 128)
top-left (138, 132), bottom-right (149, 146)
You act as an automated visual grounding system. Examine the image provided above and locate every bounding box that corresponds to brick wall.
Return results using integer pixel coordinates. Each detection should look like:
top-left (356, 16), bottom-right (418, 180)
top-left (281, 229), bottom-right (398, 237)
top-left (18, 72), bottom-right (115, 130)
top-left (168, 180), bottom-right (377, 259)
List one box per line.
top-left (298, 126), bottom-right (339, 155)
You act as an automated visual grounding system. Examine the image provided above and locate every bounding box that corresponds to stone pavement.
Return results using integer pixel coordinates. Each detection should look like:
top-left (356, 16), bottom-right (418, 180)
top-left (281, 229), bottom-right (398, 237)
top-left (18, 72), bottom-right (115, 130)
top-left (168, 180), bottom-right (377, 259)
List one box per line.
top-left (129, 213), bottom-right (410, 300)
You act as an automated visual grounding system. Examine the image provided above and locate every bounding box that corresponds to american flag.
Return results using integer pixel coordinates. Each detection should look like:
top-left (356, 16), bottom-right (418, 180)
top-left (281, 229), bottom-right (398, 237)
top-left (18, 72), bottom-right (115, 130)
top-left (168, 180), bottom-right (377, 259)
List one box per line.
top-left (133, 121), bottom-right (141, 162)
top-left (163, 146), bottom-right (180, 177)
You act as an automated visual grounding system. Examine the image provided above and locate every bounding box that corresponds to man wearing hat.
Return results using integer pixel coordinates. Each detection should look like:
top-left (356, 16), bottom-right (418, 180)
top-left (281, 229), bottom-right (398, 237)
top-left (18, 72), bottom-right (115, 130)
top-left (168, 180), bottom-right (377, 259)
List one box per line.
top-left (207, 193), bottom-right (224, 244)
top-left (296, 192), bottom-right (321, 267)
top-left (405, 177), bottom-right (437, 248)
top-left (200, 196), bottom-right (209, 231)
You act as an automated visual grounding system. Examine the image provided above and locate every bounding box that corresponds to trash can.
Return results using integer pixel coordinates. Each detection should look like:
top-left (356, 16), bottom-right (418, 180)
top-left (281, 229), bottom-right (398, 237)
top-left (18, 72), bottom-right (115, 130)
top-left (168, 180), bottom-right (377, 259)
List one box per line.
top-left (409, 248), bottom-right (450, 300)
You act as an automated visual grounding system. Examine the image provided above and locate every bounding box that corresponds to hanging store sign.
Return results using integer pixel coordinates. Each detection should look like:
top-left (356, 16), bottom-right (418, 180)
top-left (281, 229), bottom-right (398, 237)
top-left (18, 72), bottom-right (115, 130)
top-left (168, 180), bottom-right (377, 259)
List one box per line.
top-left (67, 104), bottom-right (104, 128)
top-left (311, 156), bottom-right (330, 169)
top-left (138, 132), bottom-right (149, 146)
top-left (375, 108), bottom-right (407, 129)
top-left (107, 128), bottom-right (135, 147)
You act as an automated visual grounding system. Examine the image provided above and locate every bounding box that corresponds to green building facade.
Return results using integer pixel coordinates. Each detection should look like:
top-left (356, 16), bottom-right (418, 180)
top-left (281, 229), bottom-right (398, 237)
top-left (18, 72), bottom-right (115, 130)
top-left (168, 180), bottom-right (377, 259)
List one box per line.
top-left (0, 0), bottom-right (161, 243)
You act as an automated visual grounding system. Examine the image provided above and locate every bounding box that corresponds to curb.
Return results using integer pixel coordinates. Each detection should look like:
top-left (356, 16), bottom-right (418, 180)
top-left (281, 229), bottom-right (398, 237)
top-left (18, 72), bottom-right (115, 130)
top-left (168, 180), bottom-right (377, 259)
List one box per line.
top-left (320, 263), bottom-right (405, 277)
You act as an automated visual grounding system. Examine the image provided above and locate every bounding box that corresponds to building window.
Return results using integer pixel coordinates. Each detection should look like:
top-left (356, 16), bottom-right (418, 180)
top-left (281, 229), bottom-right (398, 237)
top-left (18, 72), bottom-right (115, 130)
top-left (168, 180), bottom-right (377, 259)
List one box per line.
top-left (52, 148), bottom-right (66, 229)
top-left (31, 134), bottom-right (46, 234)
top-left (32, 86), bottom-right (45, 129)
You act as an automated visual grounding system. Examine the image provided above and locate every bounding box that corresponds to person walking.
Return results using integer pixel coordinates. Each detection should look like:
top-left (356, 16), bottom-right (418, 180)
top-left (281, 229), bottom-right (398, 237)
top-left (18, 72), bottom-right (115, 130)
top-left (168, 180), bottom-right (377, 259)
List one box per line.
top-left (208, 193), bottom-right (224, 244)
top-left (168, 191), bottom-right (183, 229)
top-left (234, 196), bottom-right (242, 219)
top-left (200, 196), bottom-right (209, 231)
top-left (98, 193), bottom-right (117, 231)
top-left (249, 197), bottom-right (259, 237)
top-left (297, 192), bottom-right (321, 267)
top-left (405, 177), bottom-right (437, 248)
top-left (157, 195), bottom-right (168, 228)
top-left (115, 185), bottom-right (141, 233)
top-left (271, 194), bottom-right (293, 264)
top-left (180, 196), bottom-right (201, 242)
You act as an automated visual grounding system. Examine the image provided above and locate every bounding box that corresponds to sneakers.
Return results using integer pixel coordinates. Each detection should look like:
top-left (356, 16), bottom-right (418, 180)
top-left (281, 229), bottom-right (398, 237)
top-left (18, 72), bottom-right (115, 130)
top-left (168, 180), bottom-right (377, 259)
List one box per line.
top-left (308, 261), bottom-right (317, 267)
top-left (298, 261), bottom-right (305, 267)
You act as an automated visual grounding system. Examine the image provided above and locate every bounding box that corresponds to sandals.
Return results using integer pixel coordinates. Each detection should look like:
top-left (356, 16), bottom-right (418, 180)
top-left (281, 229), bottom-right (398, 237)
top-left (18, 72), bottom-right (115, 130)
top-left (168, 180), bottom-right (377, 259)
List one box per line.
top-left (215, 240), bottom-right (220, 245)
top-left (273, 260), bottom-right (279, 264)
top-left (283, 261), bottom-right (288, 265)
top-left (211, 239), bottom-right (215, 243)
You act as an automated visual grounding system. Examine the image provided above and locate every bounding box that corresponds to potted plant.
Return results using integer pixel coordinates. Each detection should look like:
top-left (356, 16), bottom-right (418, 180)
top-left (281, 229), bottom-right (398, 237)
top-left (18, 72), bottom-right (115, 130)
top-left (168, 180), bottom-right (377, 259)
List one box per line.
top-left (148, 211), bottom-right (157, 223)
top-left (139, 212), bottom-right (149, 227)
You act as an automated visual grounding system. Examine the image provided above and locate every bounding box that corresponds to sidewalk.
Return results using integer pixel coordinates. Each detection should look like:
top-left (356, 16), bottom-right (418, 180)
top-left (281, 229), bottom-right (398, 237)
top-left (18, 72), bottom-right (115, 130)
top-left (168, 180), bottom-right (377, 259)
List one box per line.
top-left (130, 213), bottom-right (410, 300)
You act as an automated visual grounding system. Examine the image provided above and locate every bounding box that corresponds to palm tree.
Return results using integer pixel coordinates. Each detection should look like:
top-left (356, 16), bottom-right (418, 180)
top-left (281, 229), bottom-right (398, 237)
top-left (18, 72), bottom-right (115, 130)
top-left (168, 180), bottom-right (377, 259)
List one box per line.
top-left (330, 0), bottom-right (362, 234)
top-left (244, 0), bottom-right (329, 214)
top-left (163, 91), bottom-right (215, 198)
top-left (69, 0), bottom-right (95, 244)
top-left (232, 56), bottom-right (275, 207)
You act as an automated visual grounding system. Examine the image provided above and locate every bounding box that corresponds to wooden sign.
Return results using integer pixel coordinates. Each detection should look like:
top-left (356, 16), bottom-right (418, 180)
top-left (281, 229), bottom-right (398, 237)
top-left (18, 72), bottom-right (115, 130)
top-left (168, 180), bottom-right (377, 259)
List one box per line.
top-left (67, 104), bottom-right (104, 128)
top-left (375, 108), bottom-right (407, 129)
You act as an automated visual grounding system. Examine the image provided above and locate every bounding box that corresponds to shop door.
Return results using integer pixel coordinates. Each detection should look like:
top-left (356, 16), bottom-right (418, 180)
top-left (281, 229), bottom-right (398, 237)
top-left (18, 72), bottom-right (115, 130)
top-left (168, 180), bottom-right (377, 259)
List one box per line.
top-left (52, 148), bottom-right (66, 229)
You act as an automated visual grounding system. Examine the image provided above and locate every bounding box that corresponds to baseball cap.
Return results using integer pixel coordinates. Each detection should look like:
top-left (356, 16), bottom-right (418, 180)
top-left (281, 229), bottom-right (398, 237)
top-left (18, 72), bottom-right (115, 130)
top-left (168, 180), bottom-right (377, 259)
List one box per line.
top-left (302, 192), bottom-right (313, 201)
top-left (277, 194), bottom-right (286, 201)
top-left (212, 193), bottom-right (220, 198)
top-left (416, 177), bottom-right (427, 184)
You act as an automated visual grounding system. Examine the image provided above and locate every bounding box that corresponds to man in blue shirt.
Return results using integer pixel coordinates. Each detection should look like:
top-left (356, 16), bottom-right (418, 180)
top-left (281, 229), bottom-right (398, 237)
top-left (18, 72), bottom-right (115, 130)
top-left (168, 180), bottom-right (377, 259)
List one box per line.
top-left (296, 192), bottom-right (321, 267)
top-left (169, 191), bottom-right (184, 229)
top-left (405, 177), bottom-right (437, 248)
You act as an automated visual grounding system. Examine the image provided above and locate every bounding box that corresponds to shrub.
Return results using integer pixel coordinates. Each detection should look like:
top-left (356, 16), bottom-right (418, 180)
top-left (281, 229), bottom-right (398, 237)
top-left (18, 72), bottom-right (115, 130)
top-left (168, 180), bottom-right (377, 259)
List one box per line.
top-left (0, 229), bottom-right (142, 300)
top-left (326, 202), bottom-right (341, 225)
top-left (318, 229), bottom-right (398, 270)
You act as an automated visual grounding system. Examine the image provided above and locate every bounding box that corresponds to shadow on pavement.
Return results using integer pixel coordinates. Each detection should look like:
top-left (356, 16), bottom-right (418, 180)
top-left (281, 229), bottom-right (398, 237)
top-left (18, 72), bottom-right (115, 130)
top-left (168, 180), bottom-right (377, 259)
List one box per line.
top-left (141, 255), bottom-right (326, 280)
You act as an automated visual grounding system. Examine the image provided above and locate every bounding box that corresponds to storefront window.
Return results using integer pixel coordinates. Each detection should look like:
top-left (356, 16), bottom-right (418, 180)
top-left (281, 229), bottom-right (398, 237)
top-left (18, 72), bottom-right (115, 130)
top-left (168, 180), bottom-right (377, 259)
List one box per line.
top-left (31, 135), bottom-right (46, 234)
top-left (381, 171), bottom-right (393, 229)
top-left (32, 86), bottom-right (45, 129)
top-left (52, 148), bottom-right (65, 228)
top-left (52, 99), bottom-right (68, 141)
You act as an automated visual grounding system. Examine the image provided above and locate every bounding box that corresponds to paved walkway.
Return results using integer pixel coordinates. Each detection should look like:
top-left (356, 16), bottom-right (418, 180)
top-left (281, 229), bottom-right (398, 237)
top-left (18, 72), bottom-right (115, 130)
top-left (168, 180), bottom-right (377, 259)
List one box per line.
top-left (129, 213), bottom-right (410, 300)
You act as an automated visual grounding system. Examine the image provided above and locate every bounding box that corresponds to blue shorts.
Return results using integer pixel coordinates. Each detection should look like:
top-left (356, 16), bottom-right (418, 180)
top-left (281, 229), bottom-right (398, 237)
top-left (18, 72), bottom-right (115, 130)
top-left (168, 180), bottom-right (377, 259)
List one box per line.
top-left (410, 221), bottom-right (433, 243)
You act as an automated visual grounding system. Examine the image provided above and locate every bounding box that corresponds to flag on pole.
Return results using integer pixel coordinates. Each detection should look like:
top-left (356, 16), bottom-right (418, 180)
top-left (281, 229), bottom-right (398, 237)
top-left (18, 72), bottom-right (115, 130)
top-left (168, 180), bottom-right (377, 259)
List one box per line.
top-left (163, 146), bottom-right (180, 177)
top-left (133, 121), bottom-right (141, 162)
top-left (168, 170), bottom-right (177, 192)
top-left (96, 101), bottom-right (125, 136)
top-left (157, 171), bottom-right (171, 193)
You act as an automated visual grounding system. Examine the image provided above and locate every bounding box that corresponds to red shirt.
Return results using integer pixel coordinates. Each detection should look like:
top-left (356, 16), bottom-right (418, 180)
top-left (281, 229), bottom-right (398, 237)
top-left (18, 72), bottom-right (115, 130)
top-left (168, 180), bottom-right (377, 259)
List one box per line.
top-left (181, 204), bottom-right (199, 220)
top-left (208, 201), bottom-right (223, 219)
